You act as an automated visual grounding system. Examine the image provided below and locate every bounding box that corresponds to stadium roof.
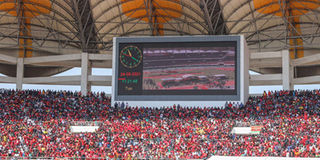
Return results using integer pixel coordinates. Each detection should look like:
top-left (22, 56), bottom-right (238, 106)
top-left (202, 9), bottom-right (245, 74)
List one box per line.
top-left (0, 0), bottom-right (319, 76)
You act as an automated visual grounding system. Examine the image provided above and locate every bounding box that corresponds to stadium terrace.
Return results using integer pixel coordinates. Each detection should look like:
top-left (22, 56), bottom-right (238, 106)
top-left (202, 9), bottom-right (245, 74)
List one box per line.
top-left (0, 89), bottom-right (320, 159)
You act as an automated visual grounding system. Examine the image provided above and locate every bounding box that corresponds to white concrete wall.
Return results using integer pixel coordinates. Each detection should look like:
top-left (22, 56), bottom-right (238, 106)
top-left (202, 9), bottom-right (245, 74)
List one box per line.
top-left (231, 127), bottom-right (252, 135)
top-left (70, 126), bottom-right (99, 133)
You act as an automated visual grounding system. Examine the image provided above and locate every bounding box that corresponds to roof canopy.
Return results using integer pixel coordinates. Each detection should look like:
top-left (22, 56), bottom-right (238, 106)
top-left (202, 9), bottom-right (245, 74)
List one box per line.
top-left (0, 0), bottom-right (318, 58)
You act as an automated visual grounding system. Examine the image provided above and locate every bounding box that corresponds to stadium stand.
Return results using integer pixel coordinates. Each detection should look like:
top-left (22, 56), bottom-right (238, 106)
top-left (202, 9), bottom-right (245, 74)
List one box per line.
top-left (0, 89), bottom-right (320, 159)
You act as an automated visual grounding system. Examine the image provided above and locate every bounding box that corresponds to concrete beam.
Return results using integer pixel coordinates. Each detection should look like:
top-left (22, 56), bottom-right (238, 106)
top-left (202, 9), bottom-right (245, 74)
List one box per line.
top-left (23, 75), bottom-right (112, 85)
top-left (250, 80), bottom-right (282, 86)
top-left (292, 53), bottom-right (320, 66)
top-left (250, 51), bottom-right (282, 59)
top-left (293, 76), bottom-right (320, 84)
top-left (88, 75), bottom-right (112, 82)
top-left (0, 54), bottom-right (17, 64)
top-left (29, 61), bottom-right (82, 67)
top-left (249, 74), bottom-right (282, 86)
top-left (24, 60), bottom-right (112, 68)
top-left (92, 61), bottom-right (112, 68)
top-left (24, 54), bottom-right (81, 64)
top-left (250, 74), bottom-right (282, 81)
top-left (88, 54), bottom-right (112, 60)
top-left (249, 73), bottom-right (282, 86)
top-left (0, 76), bottom-right (16, 83)
top-left (23, 76), bottom-right (81, 84)
top-left (91, 81), bottom-right (112, 86)
top-left (250, 59), bottom-right (282, 68)
top-left (88, 75), bottom-right (112, 86)
top-left (33, 81), bottom-right (81, 85)
top-left (23, 81), bottom-right (81, 85)
top-left (250, 68), bottom-right (282, 74)
top-left (22, 76), bottom-right (112, 86)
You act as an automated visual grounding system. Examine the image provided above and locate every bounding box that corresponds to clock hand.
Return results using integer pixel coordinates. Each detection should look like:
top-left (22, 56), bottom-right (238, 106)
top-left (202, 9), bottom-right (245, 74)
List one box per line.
top-left (128, 50), bottom-right (132, 57)
top-left (131, 56), bottom-right (139, 62)
top-left (123, 53), bottom-right (131, 57)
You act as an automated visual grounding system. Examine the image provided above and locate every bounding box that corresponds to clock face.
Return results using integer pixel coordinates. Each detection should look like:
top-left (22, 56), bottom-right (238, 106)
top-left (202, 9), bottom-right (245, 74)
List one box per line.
top-left (120, 46), bottom-right (142, 68)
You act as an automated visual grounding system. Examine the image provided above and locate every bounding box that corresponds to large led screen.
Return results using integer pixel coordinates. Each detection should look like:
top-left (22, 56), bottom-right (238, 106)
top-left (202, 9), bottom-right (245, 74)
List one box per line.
top-left (113, 36), bottom-right (241, 102)
top-left (143, 46), bottom-right (235, 92)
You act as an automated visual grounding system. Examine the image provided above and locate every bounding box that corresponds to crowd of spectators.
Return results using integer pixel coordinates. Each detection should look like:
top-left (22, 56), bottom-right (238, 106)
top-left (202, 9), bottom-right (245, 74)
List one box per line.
top-left (0, 89), bottom-right (320, 159)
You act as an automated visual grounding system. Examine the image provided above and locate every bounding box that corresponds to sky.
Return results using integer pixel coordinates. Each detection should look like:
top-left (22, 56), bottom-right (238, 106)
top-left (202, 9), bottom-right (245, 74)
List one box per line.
top-left (0, 68), bottom-right (319, 94)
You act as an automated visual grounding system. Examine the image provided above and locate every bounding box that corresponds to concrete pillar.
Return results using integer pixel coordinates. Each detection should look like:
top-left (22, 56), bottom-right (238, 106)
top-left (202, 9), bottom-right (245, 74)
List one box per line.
top-left (16, 58), bottom-right (24, 90)
top-left (282, 50), bottom-right (293, 90)
top-left (81, 52), bottom-right (92, 95)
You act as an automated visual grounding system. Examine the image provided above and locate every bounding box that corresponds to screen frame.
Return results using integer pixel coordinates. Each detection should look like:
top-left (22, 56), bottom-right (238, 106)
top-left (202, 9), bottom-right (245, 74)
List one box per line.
top-left (113, 36), bottom-right (241, 102)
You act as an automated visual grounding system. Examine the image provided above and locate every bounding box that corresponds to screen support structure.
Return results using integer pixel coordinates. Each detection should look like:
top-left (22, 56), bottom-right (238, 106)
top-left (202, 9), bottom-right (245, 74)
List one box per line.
top-left (112, 35), bottom-right (249, 108)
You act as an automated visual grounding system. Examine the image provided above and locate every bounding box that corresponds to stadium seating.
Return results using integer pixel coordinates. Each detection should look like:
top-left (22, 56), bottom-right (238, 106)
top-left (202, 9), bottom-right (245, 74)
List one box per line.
top-left (0, 89), bottom-right (320, 159)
